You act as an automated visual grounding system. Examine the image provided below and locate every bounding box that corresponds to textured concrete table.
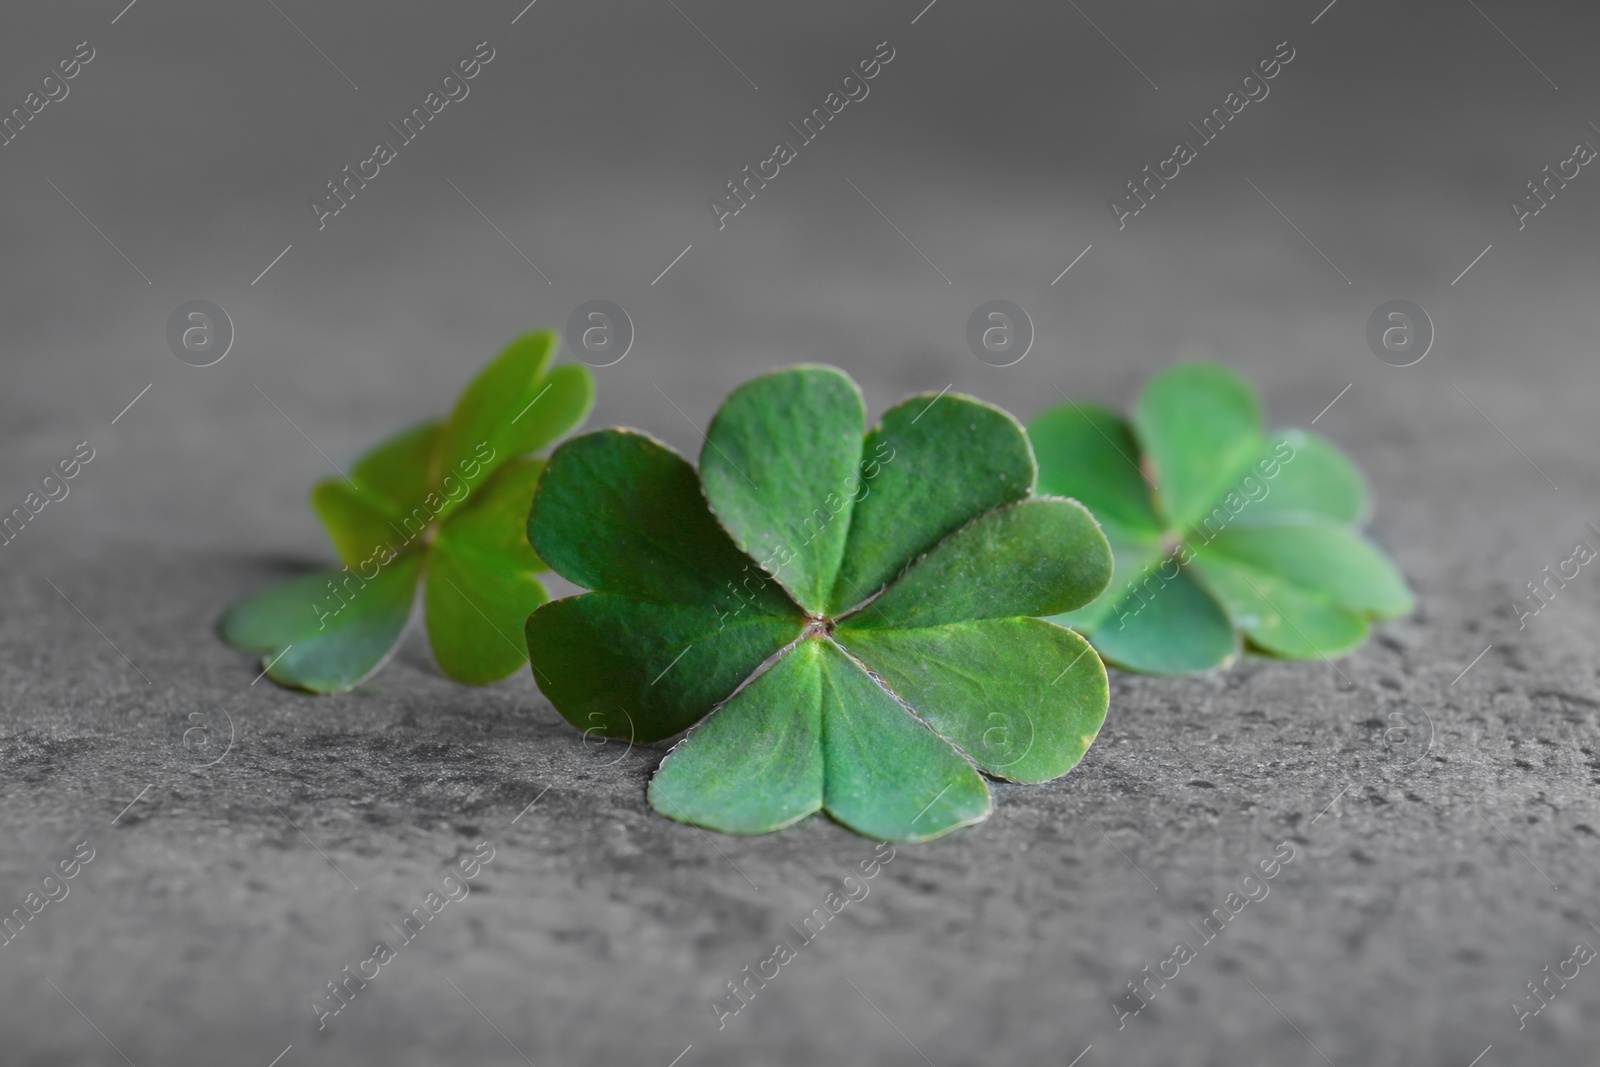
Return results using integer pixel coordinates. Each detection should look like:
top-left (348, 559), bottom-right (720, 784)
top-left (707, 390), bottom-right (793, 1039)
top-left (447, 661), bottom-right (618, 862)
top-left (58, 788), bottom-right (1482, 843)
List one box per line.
top-left (3, 1), bottom-right (1599, 1064)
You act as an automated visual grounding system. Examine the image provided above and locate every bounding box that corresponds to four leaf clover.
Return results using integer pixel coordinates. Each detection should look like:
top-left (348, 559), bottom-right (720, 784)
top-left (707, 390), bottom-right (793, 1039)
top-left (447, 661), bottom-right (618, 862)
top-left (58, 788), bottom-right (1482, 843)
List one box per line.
top-left (524, 366), bottom-right (1113, 841)
top-left (1029, 362), bottom-right (1413, 675)
top-left (216, 345), bottom-right (1418, 839)
top-left (220, 331), bottom-right (594, 692)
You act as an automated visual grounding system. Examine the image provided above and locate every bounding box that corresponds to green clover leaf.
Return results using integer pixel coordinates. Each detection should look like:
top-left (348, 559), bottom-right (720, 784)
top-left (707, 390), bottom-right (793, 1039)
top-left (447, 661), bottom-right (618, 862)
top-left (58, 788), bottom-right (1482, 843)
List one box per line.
top-left (1029, 362), bottom-right (1413, 675)
top-left (525, 365), bottom-right (1113, 841)
top-left (220, 331), bottom-right (595, 692)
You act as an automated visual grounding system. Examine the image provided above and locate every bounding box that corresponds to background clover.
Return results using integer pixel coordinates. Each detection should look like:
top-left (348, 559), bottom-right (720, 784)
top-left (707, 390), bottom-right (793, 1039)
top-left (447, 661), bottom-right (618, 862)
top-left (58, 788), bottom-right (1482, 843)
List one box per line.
top-left (525, 365), bottom-right (1113, 842)
top-left (220, 331), bottom-right (594, 692)
top-left (1028, 362), bottom-right (1413, 675)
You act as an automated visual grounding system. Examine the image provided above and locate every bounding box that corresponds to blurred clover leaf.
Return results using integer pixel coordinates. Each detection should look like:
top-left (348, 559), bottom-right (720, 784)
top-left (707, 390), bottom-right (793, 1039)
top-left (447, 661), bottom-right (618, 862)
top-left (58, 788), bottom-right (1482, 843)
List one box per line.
top-left (524, 365), bottom-right (1113, 841)
top-left (1029, 362), bottom-right (1413, 675)
top-left (220, 331), bottom-right (594, 692)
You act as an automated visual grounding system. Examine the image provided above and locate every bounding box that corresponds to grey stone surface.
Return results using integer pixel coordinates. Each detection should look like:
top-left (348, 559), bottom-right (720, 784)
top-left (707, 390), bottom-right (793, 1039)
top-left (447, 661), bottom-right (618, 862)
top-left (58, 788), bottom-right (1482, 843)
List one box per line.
top-left (3, 0), bottom-right (1600, 1063)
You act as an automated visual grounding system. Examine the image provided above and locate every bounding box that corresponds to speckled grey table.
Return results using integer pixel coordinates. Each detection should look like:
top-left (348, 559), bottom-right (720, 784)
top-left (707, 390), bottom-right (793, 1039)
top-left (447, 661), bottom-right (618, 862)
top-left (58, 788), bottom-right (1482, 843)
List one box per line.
top-left (3, 0), bottom-right (1600, 1063)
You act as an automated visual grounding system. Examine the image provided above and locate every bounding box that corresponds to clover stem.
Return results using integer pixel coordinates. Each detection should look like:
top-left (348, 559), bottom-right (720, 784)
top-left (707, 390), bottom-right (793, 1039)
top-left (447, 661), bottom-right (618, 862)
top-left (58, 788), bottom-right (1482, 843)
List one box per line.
top-left (802, 616), bottom-right (835, 639)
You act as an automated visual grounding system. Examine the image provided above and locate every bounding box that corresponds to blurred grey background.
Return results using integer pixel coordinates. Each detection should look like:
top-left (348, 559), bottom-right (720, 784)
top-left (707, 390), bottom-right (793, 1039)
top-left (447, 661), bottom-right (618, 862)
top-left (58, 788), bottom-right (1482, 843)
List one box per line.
top-left (3, 0), bottom-right (1600, 1063)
